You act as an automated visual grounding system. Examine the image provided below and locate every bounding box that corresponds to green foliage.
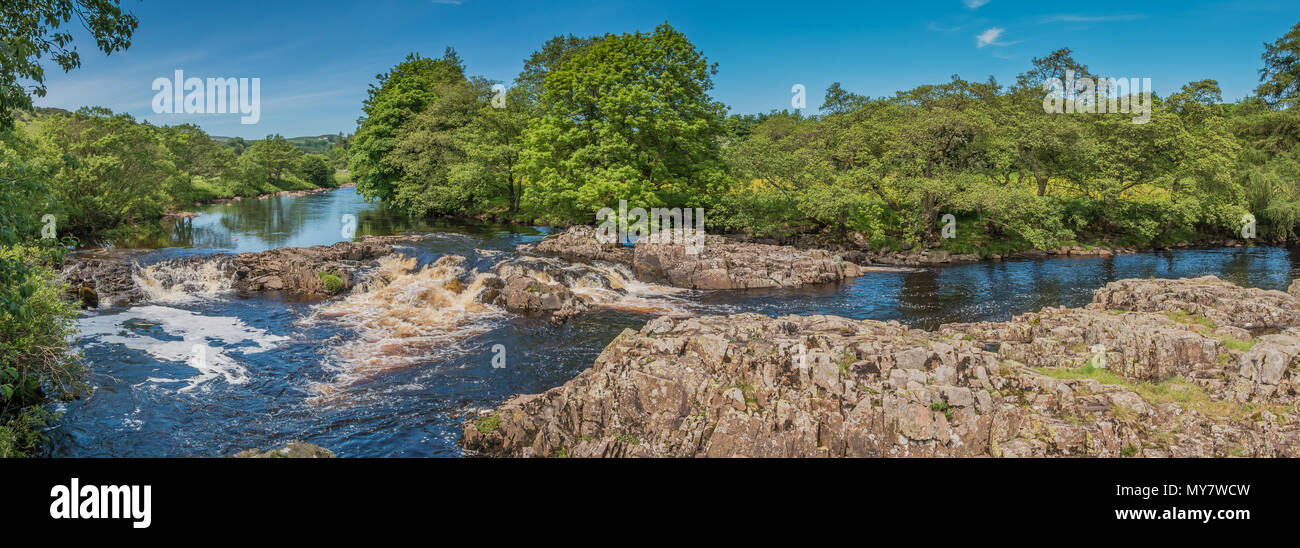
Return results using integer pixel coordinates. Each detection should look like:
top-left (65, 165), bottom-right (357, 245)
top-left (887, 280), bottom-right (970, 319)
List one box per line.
top-left (298, 154), bottom-right (335, 188)
top-left (0, 242), bottom-right (82, 458)
top-left (3, 108), bottom-right (333, 240)
top-left (1219, 335), bottom-right (1257, 352)
top-left (929, 401), bottom-right (953, 421)
top-left (318, 272), bottom-right (344, 294)
top-left (475, 413), bottom-right (501, 434)
top-left (519, 23), bottom-right (728, 223)
top-left (1257, 21), bottom-right (1300, 109)
top-left (386, 76), bottom-right (488, 216)
top-left (349, 49), bottom-right (468, 205)
top-left (0, 0), bottom-right (138, 129)
top-left (336, 24), bottom-right (1300, 247)
top-left (35, 107), bottom-right (177, 235)
top-left (240, 134), bottom-right (303, 189)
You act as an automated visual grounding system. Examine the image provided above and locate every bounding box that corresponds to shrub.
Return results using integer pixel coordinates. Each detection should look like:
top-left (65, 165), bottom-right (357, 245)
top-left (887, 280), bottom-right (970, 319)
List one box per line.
top-left (0, 243), bottom-right (83, 457)
top-left (319, 272), bottom-right (345, 294)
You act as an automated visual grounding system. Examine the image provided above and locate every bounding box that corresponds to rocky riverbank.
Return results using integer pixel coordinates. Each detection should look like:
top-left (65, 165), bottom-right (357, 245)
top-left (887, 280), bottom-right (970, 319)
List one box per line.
top-left (461, 275), bottom-right (1300, 457)
top-left (61, 235), bottom-right (428, 306)
top-left (725, 230), bottom-right (1269, 266)
top-left (517, 225), bottom-right (1153, 283)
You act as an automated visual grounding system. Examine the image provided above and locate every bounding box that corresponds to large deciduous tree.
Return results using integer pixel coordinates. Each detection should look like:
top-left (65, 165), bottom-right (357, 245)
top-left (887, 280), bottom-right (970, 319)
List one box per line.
top-left (519, 23), bottom-right (728, 222)
top-left (348, 49), bottom-right (467, 204)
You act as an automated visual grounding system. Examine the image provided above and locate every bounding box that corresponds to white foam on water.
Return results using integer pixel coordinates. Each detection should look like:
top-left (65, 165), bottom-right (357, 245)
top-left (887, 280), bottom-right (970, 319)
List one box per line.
top-left (132, 260), bottom-right (233, 303)
top-left (306, 253), bottom-right (696, 402)
top-left (576, 261), bottom-right (695, 317)
top-left (77, 305), bottom-right (287, 392)
top-left (307, 254), bottom-right (506, 399)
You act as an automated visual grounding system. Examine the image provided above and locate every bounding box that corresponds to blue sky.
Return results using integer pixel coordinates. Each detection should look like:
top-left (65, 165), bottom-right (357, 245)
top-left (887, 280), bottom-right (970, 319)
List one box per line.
top-left (32, 0), bottom-right (1300, 138)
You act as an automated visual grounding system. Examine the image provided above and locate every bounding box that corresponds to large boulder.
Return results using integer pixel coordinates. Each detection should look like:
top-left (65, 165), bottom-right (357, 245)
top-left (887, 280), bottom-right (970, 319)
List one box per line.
top-left (60, 248), bottom-right (148, 307)
top-left (1092, 275), bottom-right (1300, 329)
top-left (519, 225), bottom-right (633, 265)
top-left (481, 255), bottom-right (643, 322)
top-left (521, 226), bottom-right (874, 290)
top-left (633, 234), bottom-right (865, 290)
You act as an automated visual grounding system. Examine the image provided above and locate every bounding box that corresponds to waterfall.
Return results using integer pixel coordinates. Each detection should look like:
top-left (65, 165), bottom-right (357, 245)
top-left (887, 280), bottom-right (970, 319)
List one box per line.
top-left (132, 259), bottom-right (233, 303)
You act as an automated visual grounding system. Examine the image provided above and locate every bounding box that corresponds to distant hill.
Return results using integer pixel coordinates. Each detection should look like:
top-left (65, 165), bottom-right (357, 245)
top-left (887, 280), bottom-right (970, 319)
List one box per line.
top-left (211, 133), bottom-right (346, 154)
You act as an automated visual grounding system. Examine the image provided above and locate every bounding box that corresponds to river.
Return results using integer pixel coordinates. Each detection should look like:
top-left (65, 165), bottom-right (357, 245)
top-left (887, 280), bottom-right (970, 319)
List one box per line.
top-left (47, 187), bottom-right (1300, 456)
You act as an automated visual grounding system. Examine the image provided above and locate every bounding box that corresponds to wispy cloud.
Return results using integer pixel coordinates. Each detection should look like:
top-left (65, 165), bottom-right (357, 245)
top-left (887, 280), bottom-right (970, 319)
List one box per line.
top-left (976, 27), bottom-right (1005, 48)
top-left (1038, 13), bottom-right (1146, 23)
top-left (928, 21), bottom-right (968, 32)
top-left (964, 0), bottom-right (990, 8)
top-left (432, 0), bottom-right (464, 4)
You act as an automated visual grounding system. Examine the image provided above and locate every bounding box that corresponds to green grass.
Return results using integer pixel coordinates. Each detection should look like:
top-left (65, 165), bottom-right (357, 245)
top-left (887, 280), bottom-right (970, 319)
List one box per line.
top-left (1163, 310), bottom-right (1217, 330)
top-left (474, 413), bottom-right (501, 435)
top-left (1218, 335), bottom-right (1257, 352)
top-left (1033, 364), bottom-right (1293, 422)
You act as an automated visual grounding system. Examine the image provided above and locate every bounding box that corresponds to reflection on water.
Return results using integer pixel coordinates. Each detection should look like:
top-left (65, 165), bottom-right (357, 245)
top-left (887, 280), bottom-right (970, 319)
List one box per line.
top-left (695, 246), bottom-right (1296, 329)
top-left (98, 187), bottom-right (547, 255)
top-left (49, 188), bottom-right (1300, 457)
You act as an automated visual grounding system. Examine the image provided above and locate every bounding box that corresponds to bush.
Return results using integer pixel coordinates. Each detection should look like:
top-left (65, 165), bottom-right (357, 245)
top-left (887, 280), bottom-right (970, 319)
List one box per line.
top-left (0, 243), bottom-right (83, 457)
top-left (36, 108), bottom-right (174, 236)
top-left (298, 154), bottom-right (336, 188)
top-left (319, 272), bottom-right (345, 294)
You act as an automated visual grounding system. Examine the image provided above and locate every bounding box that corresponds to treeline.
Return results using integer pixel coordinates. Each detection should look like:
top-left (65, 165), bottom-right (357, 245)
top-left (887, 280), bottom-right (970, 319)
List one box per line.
top-left (351, 22), bottom-right (1300, 253)
top-left (1, 108), bottom-right (340, 241)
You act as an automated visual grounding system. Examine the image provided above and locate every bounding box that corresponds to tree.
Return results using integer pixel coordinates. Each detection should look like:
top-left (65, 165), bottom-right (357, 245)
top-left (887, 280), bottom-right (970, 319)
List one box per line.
top-left (1013, 47), bottom-right (1092, 91)
top-left (519, 23), bottom-right (728, 222)
top-left (0, 0), bottom-right (138, 128)
top-left (1257, 21), bottom-right (1300, 109)
top-left (514, 34), bottom-right (599, 116)
top-left (242, 134), bottom-right (302, 188)
top-left (160, 123), bottom-right (233, 180)
top-left (385, 77), bottom-right (481, 215)
top-left (298, 153), bottom-right (335, 188)
top-left (348, 49), bottom-right (466, 203)
top-left (450, 81), bottom-right (528, 213)
top-left (223, 136), bottom-right (249, 155)
top-left (821, 82), bottom-right (868, 114)
top-left (36, 107), bottom-right (178, 235)
top-left (1010, 49), bottom-right (1093, 196)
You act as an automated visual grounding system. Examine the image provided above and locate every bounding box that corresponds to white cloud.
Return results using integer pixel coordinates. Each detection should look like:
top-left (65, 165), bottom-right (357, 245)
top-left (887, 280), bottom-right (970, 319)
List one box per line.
top-left (964, 0), bottom-right (990, 8)
top-left (976, 27), bottom-right (1004, 48)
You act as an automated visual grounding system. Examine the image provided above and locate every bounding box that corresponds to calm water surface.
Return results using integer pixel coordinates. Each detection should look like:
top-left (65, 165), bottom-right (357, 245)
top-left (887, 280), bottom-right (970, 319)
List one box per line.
top-left (48, 188), bottom-right (1300, 456)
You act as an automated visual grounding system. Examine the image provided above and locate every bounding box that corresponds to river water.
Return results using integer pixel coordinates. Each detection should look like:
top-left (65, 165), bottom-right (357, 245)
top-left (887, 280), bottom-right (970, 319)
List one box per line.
top-left (47, 188), bottom-right (1300, 457)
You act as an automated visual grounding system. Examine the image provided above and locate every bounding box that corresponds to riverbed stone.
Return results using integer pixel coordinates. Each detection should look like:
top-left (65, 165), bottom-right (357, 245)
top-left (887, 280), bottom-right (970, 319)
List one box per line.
top-left (230, 442), bottom-right (336, 458)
